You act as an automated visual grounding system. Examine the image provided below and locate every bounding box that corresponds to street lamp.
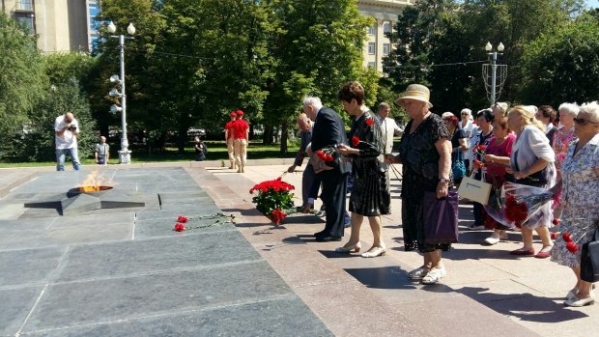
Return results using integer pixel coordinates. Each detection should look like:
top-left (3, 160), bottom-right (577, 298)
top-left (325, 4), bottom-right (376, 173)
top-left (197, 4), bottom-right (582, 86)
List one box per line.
top-left (107, 21), bottom-right (135, 164)
top-left (483, 42), bottom-right (507, 106)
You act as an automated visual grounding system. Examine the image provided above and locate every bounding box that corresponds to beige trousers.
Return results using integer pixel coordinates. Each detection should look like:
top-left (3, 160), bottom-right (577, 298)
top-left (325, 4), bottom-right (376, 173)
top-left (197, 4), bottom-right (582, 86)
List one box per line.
top-left (227, 139), bottom-right (236, 168)
top-left (233, 139), bottom-right (248, 172)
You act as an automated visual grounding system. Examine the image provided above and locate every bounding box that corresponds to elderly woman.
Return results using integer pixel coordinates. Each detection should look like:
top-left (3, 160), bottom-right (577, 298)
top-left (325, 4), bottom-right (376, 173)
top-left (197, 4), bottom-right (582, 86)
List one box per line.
top-left (492, 102), bottom-right (509, 120)
top-left (536, 105), bottom-right (558, 144)
top-left (459, 108), bottom-right (477, 171)
top-left (386, 84), bottom-right (452, 285)
top-left (442, 112), bottom-right (468, 186)
top-left (471, 109), bottom-right (494, 229)
top-left (482, 117), bottom-right (516, 245)
top-left (506, 106), bottom-right (557, 258)
top-left (336, 81), bottom-right (389, 258)
top-left (551, 101), bottom-right (599, 307)
top-left (552, 103), bottom-right (579, 220)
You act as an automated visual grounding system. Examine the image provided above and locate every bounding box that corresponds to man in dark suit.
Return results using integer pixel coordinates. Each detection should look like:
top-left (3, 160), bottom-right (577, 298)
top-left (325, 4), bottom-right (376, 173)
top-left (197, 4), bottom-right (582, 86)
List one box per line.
top-left (302, 96), bottom-right (351, 242)
top-left (287, 113), bottom-right (316, 211)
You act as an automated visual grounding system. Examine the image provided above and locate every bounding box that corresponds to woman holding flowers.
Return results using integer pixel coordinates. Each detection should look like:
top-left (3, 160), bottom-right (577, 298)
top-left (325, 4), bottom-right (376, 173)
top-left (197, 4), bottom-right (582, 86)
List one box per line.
top-left (482, 117), bottom-right (516, 245)
top-left (336, 81), bottom-right (389, 258)
top-left (471, 109), bottom-right (494, 229)
top-left (551, 101), bottom-right (599, 307)
top-left (552, 103), bottom-right (579, 220)
top-left (386, 84), bottom-right (452, 285)
top-left (506, 106), bottom-right (557, 258)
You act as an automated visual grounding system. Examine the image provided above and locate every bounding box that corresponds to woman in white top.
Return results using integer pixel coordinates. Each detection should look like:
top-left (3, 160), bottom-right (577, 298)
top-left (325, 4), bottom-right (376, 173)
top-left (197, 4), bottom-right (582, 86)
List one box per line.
top-left (506, 106), bottom-right (557, 258)
top-left (459, 108), bottom-right (477, 171)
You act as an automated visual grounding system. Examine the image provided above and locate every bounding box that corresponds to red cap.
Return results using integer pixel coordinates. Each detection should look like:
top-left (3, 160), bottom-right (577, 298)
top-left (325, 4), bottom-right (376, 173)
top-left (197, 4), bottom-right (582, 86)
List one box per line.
top-left (230, 112), bottom-right (237, 117)
top-left (236, 109), bottom-right (244, 116)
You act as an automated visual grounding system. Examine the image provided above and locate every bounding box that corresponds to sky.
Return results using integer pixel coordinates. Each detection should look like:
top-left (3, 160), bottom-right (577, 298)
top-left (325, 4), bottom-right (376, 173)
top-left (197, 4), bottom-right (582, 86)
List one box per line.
top-left (589, 0), bottom-right (599, 8)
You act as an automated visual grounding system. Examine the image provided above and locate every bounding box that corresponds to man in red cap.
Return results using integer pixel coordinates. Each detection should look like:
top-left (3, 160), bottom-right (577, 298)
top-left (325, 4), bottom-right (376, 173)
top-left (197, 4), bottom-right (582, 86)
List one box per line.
top-left (224, 112), bottom-right (237, 169)
top-left (232, 109), bottom-right (249, 173)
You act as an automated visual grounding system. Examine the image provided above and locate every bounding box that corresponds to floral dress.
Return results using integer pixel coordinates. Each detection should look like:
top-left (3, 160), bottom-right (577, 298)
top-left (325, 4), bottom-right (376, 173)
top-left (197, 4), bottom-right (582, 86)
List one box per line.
top-left (347, 110), bottom-right (389, 216)
top-left (551, 134), bottom-right (599, 268)
top-left (398, 113), bottom-right (451, 252)
top-left (551, 126), bottom-right (576, 206)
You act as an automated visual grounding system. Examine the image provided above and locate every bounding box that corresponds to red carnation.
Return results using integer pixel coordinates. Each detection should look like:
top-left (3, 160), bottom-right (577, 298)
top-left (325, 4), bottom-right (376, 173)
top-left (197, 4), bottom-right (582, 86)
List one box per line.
top-left (174, 223), bottom-right (186, 232)
top-left (566, 241), bottom-right (579, 253)
top-left (562, 232), bottom-right (572, 242)
top-left (478, 145), bottom-right (487, 151)
top-left (365, 118), bottom-right (374, 126)
top-left (550, 232), bottom-right (558, 240)
top-left (351, 136), bottom-right (360, 147)
top-left (270, 208), bottom-right (287, 226)
top-left (177, 216), bottom-right (189, 223)
top-left (325, 154), bottom-right (334, 162)
top-left (552, 218), bottom-right (560, 226)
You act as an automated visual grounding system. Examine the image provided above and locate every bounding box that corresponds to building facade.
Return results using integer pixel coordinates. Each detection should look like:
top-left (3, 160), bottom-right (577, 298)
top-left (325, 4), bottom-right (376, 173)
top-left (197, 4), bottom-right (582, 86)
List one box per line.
top-left (1, 0), bottom-right (99, 53)
top-left (357, 0), bottom-right (413, 72)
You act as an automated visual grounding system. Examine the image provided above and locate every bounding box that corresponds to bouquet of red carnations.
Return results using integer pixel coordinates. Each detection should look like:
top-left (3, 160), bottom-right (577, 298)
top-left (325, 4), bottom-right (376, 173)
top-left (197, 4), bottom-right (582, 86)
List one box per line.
top-left (484, 182), bottom-right (554, 228)
top-left (249, 177), bottom-right (295, 226)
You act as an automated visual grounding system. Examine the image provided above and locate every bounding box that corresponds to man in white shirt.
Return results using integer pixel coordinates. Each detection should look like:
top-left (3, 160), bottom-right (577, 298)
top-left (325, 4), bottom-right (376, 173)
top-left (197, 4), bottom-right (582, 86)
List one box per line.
top-left (54, 112), bottom-right (81, 171)
top-left (376, 102), bottom-right (404, 156)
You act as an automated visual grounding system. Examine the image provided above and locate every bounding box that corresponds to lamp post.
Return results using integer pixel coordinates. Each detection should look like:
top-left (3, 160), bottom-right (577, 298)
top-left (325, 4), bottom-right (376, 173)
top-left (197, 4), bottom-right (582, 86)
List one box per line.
top-left (107, 21), bottom-right (135, 164)
top-left (483, 42), bottom-right (507, 106)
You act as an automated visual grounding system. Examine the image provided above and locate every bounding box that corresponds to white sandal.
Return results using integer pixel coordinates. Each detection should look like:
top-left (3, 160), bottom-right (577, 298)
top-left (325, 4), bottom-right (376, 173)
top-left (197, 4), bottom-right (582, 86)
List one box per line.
top-left (421, 268), bottom-right (446, 285)
top-left (407, 266), bottom-right (430, 280)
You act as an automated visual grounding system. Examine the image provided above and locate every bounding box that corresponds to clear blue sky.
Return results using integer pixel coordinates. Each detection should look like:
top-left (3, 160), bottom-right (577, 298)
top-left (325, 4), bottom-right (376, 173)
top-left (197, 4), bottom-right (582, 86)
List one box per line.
top-left (589, 0), bottom-right (599, 8)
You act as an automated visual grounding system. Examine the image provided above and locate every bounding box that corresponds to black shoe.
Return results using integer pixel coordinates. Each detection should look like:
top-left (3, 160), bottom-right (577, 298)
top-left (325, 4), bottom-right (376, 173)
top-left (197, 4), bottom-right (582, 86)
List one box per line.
top-left (313, 230), bottom-right (327, 237)
top-left (315, 235), bottom-right (342, 242)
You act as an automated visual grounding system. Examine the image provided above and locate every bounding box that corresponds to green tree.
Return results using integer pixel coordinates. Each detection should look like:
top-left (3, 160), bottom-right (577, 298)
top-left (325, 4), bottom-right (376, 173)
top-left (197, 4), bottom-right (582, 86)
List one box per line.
top-left (518, 12), bottom-right (599, 106)
top-left (0, 13), bottom-right (47, 135)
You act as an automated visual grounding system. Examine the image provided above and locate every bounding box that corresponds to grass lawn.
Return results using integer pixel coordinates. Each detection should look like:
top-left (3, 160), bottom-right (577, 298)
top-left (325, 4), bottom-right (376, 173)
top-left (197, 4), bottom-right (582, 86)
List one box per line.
top-left (0, 141), bottom-right (300, 168)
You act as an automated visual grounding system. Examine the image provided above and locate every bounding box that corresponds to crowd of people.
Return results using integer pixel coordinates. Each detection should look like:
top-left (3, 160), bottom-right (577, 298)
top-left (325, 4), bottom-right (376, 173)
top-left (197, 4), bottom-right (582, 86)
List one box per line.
top-left (286, 82), bottom-right (599, 306)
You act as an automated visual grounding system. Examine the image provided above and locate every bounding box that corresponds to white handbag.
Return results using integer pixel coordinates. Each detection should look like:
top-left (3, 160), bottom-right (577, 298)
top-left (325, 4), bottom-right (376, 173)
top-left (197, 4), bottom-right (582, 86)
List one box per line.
top-left (458, 169), bottom-right (492, 205)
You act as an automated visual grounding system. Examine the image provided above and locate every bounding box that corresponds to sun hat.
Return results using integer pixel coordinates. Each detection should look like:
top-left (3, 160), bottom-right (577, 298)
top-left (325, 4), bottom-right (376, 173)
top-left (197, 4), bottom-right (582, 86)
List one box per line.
top-left (395, 84), bottom-right (433, 108)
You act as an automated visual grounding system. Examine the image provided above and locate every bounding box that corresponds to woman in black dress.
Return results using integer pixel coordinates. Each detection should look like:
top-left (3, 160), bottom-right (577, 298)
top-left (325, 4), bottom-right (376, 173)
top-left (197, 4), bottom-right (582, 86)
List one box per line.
top-left (386, 84), bottom-right (453, 284)
top-left (336, 81), bottom-right (390, 258)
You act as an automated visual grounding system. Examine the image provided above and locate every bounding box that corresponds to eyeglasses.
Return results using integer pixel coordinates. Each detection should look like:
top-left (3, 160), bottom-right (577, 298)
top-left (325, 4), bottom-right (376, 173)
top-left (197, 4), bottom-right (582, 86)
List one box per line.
top-left (574, 118), bottom-right (599, 125)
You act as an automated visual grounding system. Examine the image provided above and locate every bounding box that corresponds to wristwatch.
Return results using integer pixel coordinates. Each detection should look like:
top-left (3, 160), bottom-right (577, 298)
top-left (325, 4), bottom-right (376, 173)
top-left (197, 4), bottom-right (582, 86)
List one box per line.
top-left (439, 178), bottom-right (449, 183)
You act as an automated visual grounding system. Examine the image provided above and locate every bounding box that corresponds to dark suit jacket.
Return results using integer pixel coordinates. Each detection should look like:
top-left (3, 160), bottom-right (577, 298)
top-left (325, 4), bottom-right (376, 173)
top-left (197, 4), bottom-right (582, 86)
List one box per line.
top-left (311, 107), bottom-right (351, 174)
top-left (293, 129), bottom-right (312, 167)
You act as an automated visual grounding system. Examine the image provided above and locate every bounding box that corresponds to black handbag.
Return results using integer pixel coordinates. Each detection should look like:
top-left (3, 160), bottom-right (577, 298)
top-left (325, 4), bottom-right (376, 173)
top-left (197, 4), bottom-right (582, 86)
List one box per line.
top-left (581, 226), bottom-right (599, 283)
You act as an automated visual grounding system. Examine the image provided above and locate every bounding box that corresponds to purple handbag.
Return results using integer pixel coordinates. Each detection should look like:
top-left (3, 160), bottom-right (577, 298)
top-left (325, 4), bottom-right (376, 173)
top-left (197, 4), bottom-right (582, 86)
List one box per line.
top-left (422, 190), bottom-right (459, 244)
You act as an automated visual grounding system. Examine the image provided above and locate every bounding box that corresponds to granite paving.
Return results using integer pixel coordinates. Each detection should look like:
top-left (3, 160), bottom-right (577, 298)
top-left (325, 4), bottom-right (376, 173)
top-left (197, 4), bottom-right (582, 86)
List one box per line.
top-left (0, 167), bottom-right (332, 337)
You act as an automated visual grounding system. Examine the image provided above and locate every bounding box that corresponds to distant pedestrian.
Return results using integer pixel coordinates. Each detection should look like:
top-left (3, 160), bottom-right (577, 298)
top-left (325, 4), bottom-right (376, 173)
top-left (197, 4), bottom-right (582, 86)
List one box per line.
top-left (232, 110), bottom-right (249, 173)
top-left (95, 136), bottom-right (109, 165)
top-left (225, 112), bottom-right (237, 169)
top-left (194, 136), bottom-right (207, 161)
top-left (54, 112), bottom-right (81, 171)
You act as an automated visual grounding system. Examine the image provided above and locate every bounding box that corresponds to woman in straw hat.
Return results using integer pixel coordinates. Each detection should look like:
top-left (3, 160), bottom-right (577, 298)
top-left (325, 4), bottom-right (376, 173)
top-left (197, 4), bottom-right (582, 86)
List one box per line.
top-left (385, 84), bottom-right (453, 285)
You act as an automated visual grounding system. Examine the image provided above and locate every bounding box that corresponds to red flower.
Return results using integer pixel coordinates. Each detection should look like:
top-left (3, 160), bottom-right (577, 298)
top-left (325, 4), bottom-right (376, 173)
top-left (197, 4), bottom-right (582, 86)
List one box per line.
top-left (365, 118), bottom-right (374, 126)
top-left (177, 216), bottom-right (189, 223)
top-left (478, 145), bottom-right (487, 152)
top-left (270, 208), bottom-right (287, 226)
top-left (173, 223), bottom-right (186, 232)
top-left (566, 241), bottom-right (579, 253)
top-left (325, 154), bottom-right (334, 162)
top-left (504, 194), bottom-right (528, 223)
top-left (551, 232), bottom-right (558, 240)
top-left (351, 136), bottom-right (360, 147)
top-left (552, 218), bottom-right (560, 226)
top-left (562, 232), bottom-right (572, 242)
top-left (473, 159), bottom-right (484, 169)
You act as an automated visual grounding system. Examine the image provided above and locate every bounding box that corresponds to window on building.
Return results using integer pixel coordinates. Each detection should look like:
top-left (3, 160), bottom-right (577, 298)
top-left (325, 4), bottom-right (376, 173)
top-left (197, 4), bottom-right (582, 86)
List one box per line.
top-left (88, 3), bottom-right (101, 31)
top-left (16, 0), bottom-right (33, 11)
top-left (383, 22), bottom-right (391, 34)
top-left (15, 14), bottom-right (34, 34)
top-left (368, 42), bottom-right (376, 55)
top-left (383, 43), bottom-right (390, 56)
top-left (368, 25), bottom-right (375, 35)
top-left (368, 62), bottom-right (376, 68)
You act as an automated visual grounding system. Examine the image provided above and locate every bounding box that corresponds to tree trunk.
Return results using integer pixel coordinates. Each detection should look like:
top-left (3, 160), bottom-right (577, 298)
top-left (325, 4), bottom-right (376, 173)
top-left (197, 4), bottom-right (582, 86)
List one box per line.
top-left (263, 125), bottom-right (274, 145)
top-left (279, 120), bottom-right (288, 155)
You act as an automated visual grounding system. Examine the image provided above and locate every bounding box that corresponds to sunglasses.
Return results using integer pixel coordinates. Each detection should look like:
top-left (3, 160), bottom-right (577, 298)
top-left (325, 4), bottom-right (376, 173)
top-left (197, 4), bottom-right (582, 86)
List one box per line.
top-left (574, 117), bottom-right (599, 125)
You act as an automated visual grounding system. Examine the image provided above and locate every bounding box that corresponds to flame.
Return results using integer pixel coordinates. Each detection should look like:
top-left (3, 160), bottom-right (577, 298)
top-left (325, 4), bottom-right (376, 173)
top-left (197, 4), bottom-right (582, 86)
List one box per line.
top-left (79, 171), bottom-right (113, 192)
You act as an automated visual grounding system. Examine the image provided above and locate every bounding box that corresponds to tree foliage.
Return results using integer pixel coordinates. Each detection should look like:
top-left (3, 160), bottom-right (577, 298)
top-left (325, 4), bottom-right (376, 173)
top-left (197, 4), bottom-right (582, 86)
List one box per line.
top-left (0, 13), bottom-right (47, 135)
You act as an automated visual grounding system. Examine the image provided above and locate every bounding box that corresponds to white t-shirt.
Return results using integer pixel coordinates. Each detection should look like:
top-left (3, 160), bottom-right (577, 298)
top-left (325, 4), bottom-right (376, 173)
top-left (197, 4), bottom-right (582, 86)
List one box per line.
top-left (54, 115), bottom-right (79, 149)
top-left (460, 120), bottom-right (478, 160)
